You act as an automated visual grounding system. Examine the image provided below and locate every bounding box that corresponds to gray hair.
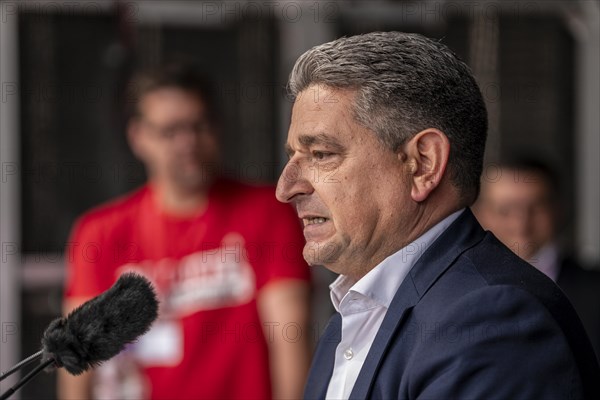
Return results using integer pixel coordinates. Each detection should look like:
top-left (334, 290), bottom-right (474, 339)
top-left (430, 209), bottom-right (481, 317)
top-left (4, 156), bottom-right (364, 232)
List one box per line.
top-left (288, 31), bottom-right (488, 204)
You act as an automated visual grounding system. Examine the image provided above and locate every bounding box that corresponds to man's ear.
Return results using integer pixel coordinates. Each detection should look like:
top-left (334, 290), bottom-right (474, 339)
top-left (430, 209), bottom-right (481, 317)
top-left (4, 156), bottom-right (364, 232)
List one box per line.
top-left (127, 119), bottom-right (145, 160)
top-left (400, 128), bottom-right (450, 203)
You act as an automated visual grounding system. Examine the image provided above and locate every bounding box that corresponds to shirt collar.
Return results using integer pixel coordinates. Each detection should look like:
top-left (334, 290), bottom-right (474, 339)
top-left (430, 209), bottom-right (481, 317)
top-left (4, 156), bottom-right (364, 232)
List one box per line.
top-left (330, 209), bottom-right (465, 313)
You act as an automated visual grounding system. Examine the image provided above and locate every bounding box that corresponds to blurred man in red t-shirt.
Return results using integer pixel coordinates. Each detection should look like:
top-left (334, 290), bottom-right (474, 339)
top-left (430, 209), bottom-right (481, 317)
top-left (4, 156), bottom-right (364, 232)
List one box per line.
top-left (59, 64), bottom-right (311, 400)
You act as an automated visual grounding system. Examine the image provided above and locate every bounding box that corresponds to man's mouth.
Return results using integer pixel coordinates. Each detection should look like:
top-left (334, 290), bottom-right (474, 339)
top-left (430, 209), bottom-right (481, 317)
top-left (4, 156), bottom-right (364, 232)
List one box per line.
top-left (303, 217), bottom-right (329, 226)
top-left (301, 215), bottom-right (329, 227)
top-left (299, 213), bottom-right (332, 240)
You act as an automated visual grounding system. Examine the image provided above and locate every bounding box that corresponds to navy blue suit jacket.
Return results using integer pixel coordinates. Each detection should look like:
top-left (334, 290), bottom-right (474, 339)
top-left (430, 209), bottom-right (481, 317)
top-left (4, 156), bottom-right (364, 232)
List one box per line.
top-left (305, 209), bottom-right (600, 399)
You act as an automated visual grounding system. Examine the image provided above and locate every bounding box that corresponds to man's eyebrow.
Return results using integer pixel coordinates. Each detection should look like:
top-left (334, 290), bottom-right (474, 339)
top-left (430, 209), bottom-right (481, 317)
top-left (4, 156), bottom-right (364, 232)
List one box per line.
top-left (285, 133), bottom-right (345, 158)
top-left (298, 134), bottom-right (345, 151)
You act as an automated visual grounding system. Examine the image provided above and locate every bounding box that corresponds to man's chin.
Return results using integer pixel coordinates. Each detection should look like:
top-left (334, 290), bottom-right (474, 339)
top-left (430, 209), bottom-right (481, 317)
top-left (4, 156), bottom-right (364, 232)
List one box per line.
top-left (302, 240), bottom-right (342, 268)
top-left (173, 170), bottom-right (214, 190)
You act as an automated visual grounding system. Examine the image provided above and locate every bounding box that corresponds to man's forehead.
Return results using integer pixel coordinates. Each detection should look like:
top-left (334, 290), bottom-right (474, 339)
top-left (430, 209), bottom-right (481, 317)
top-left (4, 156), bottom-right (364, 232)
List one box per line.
top-left (495, 169), bottom-right (549, 187)
top-left (484, 174), bottom-right (549, 201)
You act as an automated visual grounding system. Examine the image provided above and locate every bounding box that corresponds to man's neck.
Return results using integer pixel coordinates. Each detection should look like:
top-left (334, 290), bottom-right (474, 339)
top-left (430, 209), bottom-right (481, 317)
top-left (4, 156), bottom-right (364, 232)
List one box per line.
top-left (151, 179), bottom-right (211, 217)
top-left (345, 189), bottom-right (464, 282)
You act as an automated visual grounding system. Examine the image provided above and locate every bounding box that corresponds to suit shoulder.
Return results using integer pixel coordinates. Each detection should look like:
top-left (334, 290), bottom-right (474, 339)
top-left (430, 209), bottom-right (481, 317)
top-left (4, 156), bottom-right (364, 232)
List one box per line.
top-left (456, 234), bottom-right (581, 327)
top-left (462, 233), bottom-right (559, 294)
top-left (409, 283), bottom-right (593, 399)
top-left (447, 236), bottom-right (600, 392)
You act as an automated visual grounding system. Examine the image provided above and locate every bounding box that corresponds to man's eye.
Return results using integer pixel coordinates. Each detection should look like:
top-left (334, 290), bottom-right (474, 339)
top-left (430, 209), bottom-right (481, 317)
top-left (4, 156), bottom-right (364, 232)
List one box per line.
top-left (312, 151), bottom-right (332, 160)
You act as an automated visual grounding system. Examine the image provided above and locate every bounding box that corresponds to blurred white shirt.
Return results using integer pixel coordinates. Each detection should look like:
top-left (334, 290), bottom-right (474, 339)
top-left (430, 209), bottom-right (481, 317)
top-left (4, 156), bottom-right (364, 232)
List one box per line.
top-left (528, 242), bottom-right (560, 282)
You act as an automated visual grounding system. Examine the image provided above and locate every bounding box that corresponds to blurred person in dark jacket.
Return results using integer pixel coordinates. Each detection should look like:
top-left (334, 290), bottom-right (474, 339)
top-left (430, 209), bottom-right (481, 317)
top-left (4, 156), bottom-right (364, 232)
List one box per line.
top-left (474, 157), bottom-right (600, 357)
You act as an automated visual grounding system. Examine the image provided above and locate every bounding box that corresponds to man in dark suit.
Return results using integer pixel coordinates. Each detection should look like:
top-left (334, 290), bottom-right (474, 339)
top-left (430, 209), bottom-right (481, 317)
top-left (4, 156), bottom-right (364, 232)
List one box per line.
top-left (474, 157), bottom-right (600, 357)
top-left (276, 31), bottom-right (599, 399)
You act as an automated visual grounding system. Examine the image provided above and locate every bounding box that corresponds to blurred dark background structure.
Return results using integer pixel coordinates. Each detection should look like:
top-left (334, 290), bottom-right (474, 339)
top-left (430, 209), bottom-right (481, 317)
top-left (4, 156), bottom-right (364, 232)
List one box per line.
top-left (1, 1), bottom-right (598, 399)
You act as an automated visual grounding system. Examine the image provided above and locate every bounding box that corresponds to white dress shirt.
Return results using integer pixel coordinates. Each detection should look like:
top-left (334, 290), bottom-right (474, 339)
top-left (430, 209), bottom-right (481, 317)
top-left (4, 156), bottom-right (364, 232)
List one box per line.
top-left (325, 209), bottom-right (464, 399)
top-left (528, 242), bottom-right (560, 282)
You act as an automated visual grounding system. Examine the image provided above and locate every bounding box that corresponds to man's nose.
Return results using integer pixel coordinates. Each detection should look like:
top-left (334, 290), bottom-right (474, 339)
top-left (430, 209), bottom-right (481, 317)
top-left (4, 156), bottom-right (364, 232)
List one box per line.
top-left (276, 161), bottom-right (314, 203)
top-left (508, 206), bottom-right (534, 236)
top-left (172, 128), bottom-right (199, 148)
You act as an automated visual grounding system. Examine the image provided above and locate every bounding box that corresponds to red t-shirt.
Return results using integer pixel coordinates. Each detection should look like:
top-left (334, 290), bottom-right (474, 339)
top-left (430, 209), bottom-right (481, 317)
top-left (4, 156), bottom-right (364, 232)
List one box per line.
top-left (64, 178), bottom-right (310, 399)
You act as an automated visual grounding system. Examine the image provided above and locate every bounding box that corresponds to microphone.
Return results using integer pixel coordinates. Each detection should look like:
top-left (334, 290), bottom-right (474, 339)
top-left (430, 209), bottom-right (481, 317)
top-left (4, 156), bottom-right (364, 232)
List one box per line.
top-left (0, 273), bottom-right (159, 400)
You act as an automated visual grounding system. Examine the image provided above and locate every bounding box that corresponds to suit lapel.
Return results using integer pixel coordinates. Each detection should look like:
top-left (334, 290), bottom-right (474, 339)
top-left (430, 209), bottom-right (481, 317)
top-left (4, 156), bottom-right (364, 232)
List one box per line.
top-left (349, 209), bottom-right (486, 399)
top-left (349, 280), bottom-right (419, 399)
top-left (304, 312), bottom-right (342, 399)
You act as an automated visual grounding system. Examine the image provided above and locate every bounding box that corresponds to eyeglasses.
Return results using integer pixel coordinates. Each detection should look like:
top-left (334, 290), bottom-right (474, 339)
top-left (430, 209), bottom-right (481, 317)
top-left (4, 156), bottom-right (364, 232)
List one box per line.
top-left (139, 117), bottom-right (213, 140)
top-left (484, 198), bottom-right (553, 219)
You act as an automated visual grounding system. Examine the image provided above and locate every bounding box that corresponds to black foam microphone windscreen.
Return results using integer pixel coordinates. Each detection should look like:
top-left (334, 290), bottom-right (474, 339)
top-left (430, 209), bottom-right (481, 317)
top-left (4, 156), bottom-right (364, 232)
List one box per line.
top-left (41, 272), bottom-right (159, 375)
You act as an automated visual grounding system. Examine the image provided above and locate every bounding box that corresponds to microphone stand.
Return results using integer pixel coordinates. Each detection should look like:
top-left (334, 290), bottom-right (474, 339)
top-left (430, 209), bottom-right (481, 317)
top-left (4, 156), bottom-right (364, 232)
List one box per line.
top-left (0, 351), bottom-right (42, 382)
top-left (0, 352), bottom-right (55, 400)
